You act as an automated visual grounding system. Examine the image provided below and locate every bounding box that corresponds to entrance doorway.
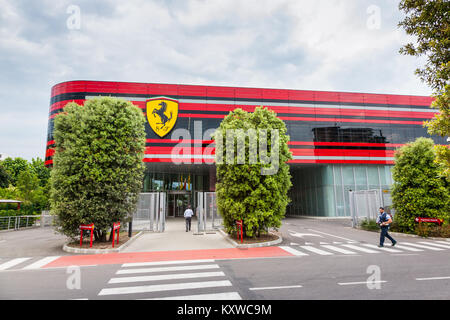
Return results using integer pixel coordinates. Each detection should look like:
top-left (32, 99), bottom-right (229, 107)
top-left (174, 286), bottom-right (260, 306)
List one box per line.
top-left (167, 191), bottom-right (191, 217)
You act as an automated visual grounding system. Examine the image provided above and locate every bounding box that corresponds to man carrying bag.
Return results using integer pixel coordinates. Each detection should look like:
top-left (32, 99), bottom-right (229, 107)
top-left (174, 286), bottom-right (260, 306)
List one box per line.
top-left (377, 207), bottom-right (397, 247)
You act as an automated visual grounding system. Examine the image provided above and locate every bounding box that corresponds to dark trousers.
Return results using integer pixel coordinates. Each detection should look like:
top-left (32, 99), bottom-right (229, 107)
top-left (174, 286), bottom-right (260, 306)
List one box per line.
top-left (380, 226), bottom-right (395, 246)
top-left (185, 217), bottom-right (191, 231)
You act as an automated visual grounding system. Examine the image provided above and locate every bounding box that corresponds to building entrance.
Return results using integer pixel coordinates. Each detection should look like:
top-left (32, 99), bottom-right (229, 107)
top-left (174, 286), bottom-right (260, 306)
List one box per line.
top-left (167, 191), bottom-right (192, 218)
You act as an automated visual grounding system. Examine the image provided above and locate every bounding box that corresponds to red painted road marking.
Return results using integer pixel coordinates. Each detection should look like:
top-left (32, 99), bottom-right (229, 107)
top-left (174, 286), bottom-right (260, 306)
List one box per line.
top-left (43, 247), bottom-right (292, 268)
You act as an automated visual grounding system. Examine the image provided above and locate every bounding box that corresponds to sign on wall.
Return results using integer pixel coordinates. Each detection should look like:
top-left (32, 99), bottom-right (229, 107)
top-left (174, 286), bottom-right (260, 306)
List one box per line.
top-left (146, 97), bottom-right (178, 137)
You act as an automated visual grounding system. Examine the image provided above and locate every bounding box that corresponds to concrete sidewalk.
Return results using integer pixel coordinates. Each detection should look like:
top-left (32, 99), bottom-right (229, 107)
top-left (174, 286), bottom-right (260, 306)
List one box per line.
top-left (123, 217), bottom-right (234, 252)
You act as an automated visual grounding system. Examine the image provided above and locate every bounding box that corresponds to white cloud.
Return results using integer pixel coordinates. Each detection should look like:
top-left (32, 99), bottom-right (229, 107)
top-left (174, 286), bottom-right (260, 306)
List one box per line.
top-left (0, 0), bottom-right (433, 160)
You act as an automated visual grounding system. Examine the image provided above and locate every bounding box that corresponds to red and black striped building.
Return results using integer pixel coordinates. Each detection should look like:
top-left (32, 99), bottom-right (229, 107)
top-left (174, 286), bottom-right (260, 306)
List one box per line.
top-left (45, 80), bottom-right (445, 217)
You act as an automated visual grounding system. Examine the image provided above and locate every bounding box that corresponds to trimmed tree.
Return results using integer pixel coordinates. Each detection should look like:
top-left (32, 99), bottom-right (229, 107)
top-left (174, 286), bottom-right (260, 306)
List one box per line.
top-left (391, 138), bottom-right (450, 232)
top-left (50, 97), bottom-right (146, 241)
top-left (398, 0), bottom-right (450, 180)
top-left (213, 107), bottom-right (292, 238)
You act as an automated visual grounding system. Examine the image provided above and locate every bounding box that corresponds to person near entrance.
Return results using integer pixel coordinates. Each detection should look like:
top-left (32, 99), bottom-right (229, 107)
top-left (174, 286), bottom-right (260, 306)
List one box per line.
top-left (184, 204), bottom-right (194, 232)
top-left (377, 207), bottom-right (397, 247)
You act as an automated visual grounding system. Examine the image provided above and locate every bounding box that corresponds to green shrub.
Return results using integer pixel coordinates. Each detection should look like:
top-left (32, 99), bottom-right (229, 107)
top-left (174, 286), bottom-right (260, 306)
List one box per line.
top-left (0, 209), bottom-right (21, 217)
top-left (50, 97), bottom-right (146, 242)
top-left (392, 138), bottom-right (450, 233)
top-left (415, 222), bottom-right (450, 238)
top-left (214, 107), bottom-right (292, 238)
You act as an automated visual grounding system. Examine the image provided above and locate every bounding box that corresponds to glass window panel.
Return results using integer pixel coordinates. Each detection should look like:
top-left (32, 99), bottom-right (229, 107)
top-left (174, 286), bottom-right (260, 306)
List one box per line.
top-left (322, 166), bottom-right (334, 186)
top-left (333, 165), bottom-right (342, 185)
top-left (367, 166), bottom-right (379, 186)
top-left (316, 188), bottom-right (324, 216)
top-left (323, 186), bottom-right (335, 217)
top-left (342, 166), bottom-right (354, 186)
top-left (335, 186), bottom-right (345, 216)
top-left (379, 166), bottom-right (387, 185)
top-left (385, 166), bottom-right (393, 185)
top-left (343, 185), bottom-right (353, 216)
top-left (354, 166), bottom-right (367, 187)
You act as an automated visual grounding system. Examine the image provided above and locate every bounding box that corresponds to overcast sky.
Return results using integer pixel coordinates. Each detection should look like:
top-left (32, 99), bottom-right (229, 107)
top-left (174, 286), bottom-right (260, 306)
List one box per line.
top-left (0, 0), bottom-right (431, 161)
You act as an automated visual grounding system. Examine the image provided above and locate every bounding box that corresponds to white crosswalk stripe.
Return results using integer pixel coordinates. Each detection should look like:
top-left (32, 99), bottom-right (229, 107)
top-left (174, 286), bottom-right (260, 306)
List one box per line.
top-left (108, 271), bottom-right (226, 284)
top-left (361, 244), bottom-right (404, 253)
top-left (433, 241), bottom-right (450, 246)
top-left (394, 245), bottom-right (423, 252)
top-left (142, 292), bottom-right (242, 300)
top-left (116, 264), bottom-right (220, 275)
top-left (99, 260), bottom-right (242, 300)
top-left (320, 245), bottom-right (357, 255)
top-left (279, 246), bottom-right (308, 256)
top-left (0, 258), bottom-right (31, 271)
top-left (122, 259), bottom-right (215, 268)
top-left (340, 244), bottom-right (380, 254)
top-left (400, 242), bottom-right (445, 251)
top-left (22, 256), bottom-right (60, 270)
top-left (98, 280), bottom-right (233, 296)
top-left (418, 241), bottom-right (450, 249)
top-left (300, 246), bottom-right (334, 255)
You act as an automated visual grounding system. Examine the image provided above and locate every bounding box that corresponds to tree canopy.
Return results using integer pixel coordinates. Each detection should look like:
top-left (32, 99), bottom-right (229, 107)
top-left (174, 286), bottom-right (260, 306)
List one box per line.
top-left (50, 97), bottom-right (146, 241)
top-left (391, 138), bottom-right (449, 232)
top-left (213, 107), bottom-right (292, 237)
top-left (398, 0), bottom-right (450, 180)
top-left (398, 0), bottom-right (449, 91)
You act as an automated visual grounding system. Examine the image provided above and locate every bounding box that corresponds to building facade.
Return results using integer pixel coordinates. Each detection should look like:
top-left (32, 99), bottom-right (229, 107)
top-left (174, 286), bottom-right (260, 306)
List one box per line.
top-left (45, 80), bottom-right (446, 217)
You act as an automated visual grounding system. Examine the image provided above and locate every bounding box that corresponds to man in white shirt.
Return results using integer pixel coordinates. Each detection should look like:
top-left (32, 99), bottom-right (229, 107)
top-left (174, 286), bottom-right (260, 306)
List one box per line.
top-left (184, 204), bottom-right (194, 232)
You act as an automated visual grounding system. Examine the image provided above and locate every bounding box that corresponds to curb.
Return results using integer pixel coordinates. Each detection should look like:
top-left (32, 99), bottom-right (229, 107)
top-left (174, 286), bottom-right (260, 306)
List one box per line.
top-left (218, 228), bottom-right (283, 248)
top-left (62, 231), bottom-right (144, 254)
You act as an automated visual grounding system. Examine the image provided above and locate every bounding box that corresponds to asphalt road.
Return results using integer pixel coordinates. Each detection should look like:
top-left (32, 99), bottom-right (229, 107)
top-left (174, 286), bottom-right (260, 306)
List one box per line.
top-left (0, 218), bottom-right (449, 300)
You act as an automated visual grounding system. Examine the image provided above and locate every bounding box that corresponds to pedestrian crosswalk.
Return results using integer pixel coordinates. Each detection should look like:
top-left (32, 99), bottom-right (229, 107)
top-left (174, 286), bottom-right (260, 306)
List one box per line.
top-left (279, 240), bottom-right (450, 257)
top-left (0, 256), bottom-right (60, 271)
top-left (0, 240), bottom-right (449, 273)
top-left (97, 260), bottom-right (242, 300)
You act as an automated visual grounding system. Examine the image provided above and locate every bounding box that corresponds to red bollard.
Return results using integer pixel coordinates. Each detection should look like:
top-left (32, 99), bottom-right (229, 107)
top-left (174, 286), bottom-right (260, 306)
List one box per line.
top-left (112, 222), bottom-right (121, 248)
top-left (236, 220), bottom-right (243, 244)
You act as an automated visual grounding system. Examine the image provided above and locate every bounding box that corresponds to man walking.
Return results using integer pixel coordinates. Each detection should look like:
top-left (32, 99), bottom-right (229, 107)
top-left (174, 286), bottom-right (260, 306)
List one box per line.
top-left (377, 207), bottom-right (397, 247)
top-left (184, 204), bottom-right (194, 232)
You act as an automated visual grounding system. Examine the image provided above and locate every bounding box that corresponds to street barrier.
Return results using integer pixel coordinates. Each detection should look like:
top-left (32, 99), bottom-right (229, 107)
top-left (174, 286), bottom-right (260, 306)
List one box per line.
top-left (80, 224), bottom-right (94, 248)
top-left (111, 222), bottom-right (120, 248)
top-left (236, 220), bottom-right (243, 244)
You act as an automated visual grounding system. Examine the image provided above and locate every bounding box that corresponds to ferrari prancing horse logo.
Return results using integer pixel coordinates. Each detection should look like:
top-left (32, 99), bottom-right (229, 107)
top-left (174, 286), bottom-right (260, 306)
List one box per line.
top-left (146, 97), bottom-right (178, 137)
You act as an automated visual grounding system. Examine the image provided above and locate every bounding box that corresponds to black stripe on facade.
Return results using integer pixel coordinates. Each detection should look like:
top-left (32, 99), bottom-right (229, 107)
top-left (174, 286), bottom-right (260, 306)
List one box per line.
top-left (49, 92), bottom-right (432, 110)
top-left (48, 108), bottom-right (430, 123)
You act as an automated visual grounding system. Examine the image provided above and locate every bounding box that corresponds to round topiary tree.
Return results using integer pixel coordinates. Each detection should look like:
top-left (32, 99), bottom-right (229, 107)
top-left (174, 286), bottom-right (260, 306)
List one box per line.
top-left (213, 106), bottom-right (292, 238)
top-left (391, 137), bottom-right (450, 233)
top-left (50, 97), bottom-right (146, 241)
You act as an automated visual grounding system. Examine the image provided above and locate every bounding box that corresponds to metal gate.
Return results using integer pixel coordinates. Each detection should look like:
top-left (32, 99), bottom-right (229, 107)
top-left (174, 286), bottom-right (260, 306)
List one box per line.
top-left (133, 192), bottom-right (166, 232)
top-left (349, 189), bottom-right (391, 227)
top-left (195, 192), bottom-right (221, 233)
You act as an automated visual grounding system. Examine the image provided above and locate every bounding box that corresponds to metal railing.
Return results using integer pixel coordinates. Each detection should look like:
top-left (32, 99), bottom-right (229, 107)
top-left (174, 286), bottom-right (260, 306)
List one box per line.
top-left (0, 215), bottom-right (55, 231)
top-left (349, 189), bottom-right (393, 227)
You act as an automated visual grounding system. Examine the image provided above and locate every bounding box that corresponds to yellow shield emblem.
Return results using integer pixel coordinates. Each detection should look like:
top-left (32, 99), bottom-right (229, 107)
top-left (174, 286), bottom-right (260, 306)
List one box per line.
top-left (146, 97), bottom-right (178, 137)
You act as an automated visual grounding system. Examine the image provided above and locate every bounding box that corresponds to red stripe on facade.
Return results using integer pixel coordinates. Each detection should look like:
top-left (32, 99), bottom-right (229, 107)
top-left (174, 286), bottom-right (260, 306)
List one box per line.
top-left (48, 99), bottom-right (437, 120)
top-left (288, 159), bottom-right (395, 165)
top-left (50, 80), bottom-right (434, 107)
top-left (146, 139), bottom-right (215, 144)
top-left (177, 102), bottom-right (436, 119)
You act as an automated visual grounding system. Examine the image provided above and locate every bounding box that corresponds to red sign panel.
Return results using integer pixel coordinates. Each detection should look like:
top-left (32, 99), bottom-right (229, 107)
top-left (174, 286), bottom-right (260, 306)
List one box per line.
top-left (414, 217), bottom-right (444, 226)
